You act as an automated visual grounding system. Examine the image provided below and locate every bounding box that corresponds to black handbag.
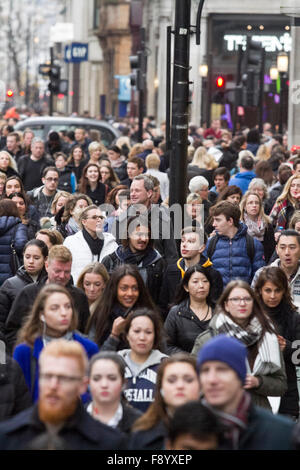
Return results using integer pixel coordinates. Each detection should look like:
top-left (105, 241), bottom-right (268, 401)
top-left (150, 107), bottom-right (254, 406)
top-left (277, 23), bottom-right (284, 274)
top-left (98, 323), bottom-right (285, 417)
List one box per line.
top-left (10, 224), bottom-right (21, 275)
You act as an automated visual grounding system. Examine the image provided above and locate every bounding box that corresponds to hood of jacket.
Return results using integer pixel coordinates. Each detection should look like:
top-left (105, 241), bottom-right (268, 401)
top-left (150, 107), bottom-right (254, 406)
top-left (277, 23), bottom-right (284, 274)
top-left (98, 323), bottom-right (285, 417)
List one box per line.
top-left (216, 221), bottom-right (248, 241)
top-left (232, 171), bottom-right (256, 181)
top-left (118, 349), bottom-right (168, 376)
top-left (0, 216), bottom-right (21, 236)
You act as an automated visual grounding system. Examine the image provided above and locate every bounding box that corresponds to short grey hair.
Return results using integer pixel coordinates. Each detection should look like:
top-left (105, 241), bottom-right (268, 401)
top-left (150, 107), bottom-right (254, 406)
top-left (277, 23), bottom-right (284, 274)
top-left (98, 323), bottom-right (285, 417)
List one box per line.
top-left (133, 174), bottom-right (154, 191)
top-left (31, 137), bottom-right (44, 147)
top-left (188, 175), bottom-right (209, 192)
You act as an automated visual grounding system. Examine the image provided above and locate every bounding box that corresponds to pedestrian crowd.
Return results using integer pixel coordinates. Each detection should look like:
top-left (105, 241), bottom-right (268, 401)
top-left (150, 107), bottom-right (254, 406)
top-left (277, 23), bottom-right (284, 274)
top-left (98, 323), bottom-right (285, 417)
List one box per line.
top-left (0, 114), bottom-right (300, 451)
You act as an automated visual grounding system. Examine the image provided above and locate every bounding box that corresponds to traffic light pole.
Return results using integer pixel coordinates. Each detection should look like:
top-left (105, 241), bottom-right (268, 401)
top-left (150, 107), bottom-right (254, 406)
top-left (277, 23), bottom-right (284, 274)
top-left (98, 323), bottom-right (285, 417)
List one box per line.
top-left (49, 46), bottom-right (54, 116)
top-left (169, 0), bottom-right (191, 209)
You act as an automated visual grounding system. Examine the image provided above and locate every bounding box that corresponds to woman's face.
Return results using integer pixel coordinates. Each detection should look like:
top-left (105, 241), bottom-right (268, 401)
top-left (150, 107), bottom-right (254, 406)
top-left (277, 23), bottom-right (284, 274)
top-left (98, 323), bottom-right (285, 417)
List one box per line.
top-left (73, 147), bottom-right (83, 162)
top-left (54, 196), bottom-right (68, 215)
top-left (184, 271), bottom-right (210, 303)
top-left (5, 179), bottom-right (21, 196)
top-left (252, 187), bottom-right (265, 201)
top-left (90, 149), bottom-right (101, 161)
top-left (89, 359), bottom-right (123, 406)
top-left (0, 179), bottom-right (5, 195)
top-left (0, 153), bottom-right (10, 170)
top-left (35, 233), bottom-right (52, 250)
top-left (86, 165), bottom-right (100, 184)
top-left (260, 280), bottom-right (284, 309)
top-left (99, 166), bottom-right (110, 182)
top-left (126, 316), bottom-right (155, 357)
top-left (295, 221), bottom-right (300, 233)
top-left (245, 194), bottom-right (260, 218)
top-left (23, 245), bottom-right (45, 276)
top-left (161, 362), bottom-right (200, 412)
top-left (42, 292), bottom-right (73, 337)
top-left (55, 155), bottom-right (66, 170)
top-left (226, 193), bottom-right (241, 205)
top-left (11, 196), bottom-right (26, 217)
top-left (224, 287), bottom-right (253, 327)
top-left (117, 275), bottom-right (139, 309)
top-left (83, 273), bottom-right (106, 303)
top-left (187, 201), bottom-right (202, 219)
top-left (290, 178), bottom-right (300, 200)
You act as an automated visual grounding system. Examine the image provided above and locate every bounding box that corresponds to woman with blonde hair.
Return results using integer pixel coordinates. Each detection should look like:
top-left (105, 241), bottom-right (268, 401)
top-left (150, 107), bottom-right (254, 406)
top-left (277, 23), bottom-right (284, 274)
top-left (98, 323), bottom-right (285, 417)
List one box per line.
top-left (240, 190), bottom-right (275, 262)
top-left (128, 143), bottom-right (144, 159)
top-left (0, 150), bottom-right (19, 178)
top-left (270, 173), bottom-right (300, 229)
top-left (0, 171), bottom-right (7, 196)
top-left (88, 141), bottom-right (106, 165)
top-left (188, 146), bottom-right (218, 187)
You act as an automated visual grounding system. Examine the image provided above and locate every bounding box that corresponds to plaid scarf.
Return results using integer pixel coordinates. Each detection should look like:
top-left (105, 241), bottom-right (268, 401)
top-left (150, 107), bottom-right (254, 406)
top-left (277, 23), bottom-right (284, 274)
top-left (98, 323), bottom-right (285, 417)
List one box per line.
top-left (202, 392), bottom-right (251, 450)
top-left (213, 313), bottom-right (282, 375)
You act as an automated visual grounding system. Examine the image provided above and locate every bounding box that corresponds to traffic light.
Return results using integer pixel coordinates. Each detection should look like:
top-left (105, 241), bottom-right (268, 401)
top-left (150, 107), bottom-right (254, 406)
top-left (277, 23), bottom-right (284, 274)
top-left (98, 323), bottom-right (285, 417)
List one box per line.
top-left (6, 89), bottom-right (14, 99)
top-left (212, 75), bottom-right (225, 104)
top-left (129, 51), bottom-right (146, 91)
top-left (48, 65), bottom-right (61, 93)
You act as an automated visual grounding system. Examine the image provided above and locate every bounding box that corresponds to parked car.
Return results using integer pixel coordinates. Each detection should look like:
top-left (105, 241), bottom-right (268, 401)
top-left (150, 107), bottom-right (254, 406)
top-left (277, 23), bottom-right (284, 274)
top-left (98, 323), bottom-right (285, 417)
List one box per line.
top-left (15, 116), bottom-right (120, 148)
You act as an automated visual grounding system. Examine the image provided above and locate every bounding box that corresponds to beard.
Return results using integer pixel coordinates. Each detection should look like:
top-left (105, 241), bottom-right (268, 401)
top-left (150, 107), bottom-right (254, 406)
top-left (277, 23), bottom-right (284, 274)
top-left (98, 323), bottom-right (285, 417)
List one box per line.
top-left (38, 395), bottom-right (78, 425)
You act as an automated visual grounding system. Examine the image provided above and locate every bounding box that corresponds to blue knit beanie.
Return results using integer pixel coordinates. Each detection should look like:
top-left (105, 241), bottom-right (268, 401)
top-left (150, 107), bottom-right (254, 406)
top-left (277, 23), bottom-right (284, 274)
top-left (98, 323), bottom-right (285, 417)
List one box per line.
top-left (197, 334), bottom-right (248, 384)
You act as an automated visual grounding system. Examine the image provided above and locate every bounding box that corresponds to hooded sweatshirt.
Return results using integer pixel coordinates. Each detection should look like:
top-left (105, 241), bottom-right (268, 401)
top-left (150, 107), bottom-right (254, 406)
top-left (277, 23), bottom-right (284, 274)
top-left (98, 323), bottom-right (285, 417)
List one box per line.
top-left (118, 349), bottom-right (168, 413)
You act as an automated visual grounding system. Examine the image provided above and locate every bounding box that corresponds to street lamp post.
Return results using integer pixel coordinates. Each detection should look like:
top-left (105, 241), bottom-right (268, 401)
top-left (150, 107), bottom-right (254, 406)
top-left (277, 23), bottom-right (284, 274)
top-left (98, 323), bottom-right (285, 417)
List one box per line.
top-left (277, 52), bottom-right (289, 135)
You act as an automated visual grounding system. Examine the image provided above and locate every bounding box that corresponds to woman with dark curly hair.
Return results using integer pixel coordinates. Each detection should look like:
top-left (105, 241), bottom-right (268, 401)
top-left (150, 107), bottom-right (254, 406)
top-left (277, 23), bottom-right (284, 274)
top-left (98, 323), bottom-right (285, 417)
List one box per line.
top-left (78, 163), bottom-right (107, 206)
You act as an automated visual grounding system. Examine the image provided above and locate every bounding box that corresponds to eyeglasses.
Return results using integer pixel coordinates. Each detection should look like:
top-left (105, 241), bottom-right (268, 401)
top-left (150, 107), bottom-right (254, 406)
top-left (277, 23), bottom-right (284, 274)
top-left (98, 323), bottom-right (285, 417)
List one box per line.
top-left (40, 373), bottom-right (82, 385)
top-left (227, 297), bottom-right (253, 304)
top-left (85, 215), bottom-right (104, 220)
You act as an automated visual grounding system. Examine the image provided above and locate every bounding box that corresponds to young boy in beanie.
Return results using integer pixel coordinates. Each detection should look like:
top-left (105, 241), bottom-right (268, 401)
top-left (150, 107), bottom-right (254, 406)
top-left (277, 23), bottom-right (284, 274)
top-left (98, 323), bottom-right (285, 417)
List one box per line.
top-left (197, 335), bottom-right (295, 450)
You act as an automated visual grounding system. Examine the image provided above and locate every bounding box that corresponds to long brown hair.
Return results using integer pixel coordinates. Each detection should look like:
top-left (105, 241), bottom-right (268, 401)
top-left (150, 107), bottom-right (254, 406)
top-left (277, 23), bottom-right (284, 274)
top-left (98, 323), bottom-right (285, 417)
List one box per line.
top-left (16, 284), bottom-right (78, 348)
top-left (132, 354), bottom-right (198, 432)
top-left (216, 280), bottom-right (276, 335)
top-left (254, 266), bottom-right (297, 311)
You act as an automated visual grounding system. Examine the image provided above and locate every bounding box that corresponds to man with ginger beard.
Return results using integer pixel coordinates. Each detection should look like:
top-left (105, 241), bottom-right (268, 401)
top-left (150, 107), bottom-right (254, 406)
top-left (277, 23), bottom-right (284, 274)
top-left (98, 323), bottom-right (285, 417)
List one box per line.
top-left (0, 340), bottom-right (127, 450)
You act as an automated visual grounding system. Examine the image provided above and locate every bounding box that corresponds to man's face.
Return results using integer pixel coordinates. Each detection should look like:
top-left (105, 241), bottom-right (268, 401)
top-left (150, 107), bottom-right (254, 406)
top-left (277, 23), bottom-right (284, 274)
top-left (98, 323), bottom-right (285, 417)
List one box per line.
top-left (129, 225), bottom-right (149, 252)
top-left (214, 175), bottom-right (227, 192)
top-left (127, 162), bottom-right (143, 180)
top-left (199, 360), bottom-right (243, 412)
top-left (212, 214), bottom-right (233, 236)
top-left (276, 235), bottom-right (300, 271)
top-left (31, 142), bottom-right (44, 159)
top-left (6, 136), bottom-right (17, 152)
top-left (38, 355), bottom-right (87, 425)
top-left (75, 129), bottom-right (85, 143)
top-left (151, 185), bottom-right (161, 204)
top-left (24, 132), bottom-right (34, 147)
top-left (180, 232), bottom-right (204, 260)
top-left (130, 179), bottom-right (152, 206)
top-left (45, 259), bottom-right (72, 286)
top-left (42, 170), bottom-right (59, 193)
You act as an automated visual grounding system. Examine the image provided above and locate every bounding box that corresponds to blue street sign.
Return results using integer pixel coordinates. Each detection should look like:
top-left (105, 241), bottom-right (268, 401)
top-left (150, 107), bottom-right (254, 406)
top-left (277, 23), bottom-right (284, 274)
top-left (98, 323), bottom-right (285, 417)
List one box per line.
top-left (64, 43), bottom-right (89, 63)
top-left (114, 75), bottom-right (131, 102)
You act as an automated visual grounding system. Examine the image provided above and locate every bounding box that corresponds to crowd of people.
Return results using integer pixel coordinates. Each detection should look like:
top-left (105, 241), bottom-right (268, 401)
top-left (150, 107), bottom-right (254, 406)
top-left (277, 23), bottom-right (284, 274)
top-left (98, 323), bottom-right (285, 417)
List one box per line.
top-left (0, 114), bottom-right (300, 451)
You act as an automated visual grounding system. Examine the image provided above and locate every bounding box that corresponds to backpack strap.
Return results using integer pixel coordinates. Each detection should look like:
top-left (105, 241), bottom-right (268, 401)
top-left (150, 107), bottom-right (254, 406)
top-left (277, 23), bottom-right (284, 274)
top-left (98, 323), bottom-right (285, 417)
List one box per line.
top-left (206, 234), bottom-right (218, 260)
top-left (245, 233), bottom-right (255, 263)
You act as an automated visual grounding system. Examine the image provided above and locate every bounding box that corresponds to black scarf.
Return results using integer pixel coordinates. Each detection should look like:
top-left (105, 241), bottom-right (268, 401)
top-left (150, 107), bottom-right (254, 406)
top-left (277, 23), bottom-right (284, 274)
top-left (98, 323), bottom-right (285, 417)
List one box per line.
top-left (82, 228), bottom-right (104, 259)
top-left (118, 245), bottom-right (155, 266)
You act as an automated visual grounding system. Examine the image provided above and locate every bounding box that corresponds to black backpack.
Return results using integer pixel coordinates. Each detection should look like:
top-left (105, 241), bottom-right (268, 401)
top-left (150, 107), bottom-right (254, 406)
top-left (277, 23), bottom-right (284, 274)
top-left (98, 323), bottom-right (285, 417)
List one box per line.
top-left (206, 232), bottom-right (255, 263)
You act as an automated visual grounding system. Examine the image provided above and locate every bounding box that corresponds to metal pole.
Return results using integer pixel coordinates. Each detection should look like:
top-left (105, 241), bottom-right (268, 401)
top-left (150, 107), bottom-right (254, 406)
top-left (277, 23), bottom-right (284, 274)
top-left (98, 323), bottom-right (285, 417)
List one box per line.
top-left (166, 26), bottom-right (172, 152)
top-left (279, 72), bottom-right (284, 135)
top-left (169, 0), bottom-right (191, 208)
top-left (138, 28), bottom-right (146, 143)
top-left (258, 48), bottom-right (266, 134)
top-left (49, 46), bottom-right (54, 116)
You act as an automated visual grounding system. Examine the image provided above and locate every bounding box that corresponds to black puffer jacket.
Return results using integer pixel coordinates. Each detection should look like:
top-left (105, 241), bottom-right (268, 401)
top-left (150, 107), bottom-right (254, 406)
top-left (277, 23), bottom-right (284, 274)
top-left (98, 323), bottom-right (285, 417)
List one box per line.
top-left (164, 299), bottom-right (212, 354)
top-left (0, 355), bottom-right (32, 421)
top-left (0, 266), bottom-right (47, 340)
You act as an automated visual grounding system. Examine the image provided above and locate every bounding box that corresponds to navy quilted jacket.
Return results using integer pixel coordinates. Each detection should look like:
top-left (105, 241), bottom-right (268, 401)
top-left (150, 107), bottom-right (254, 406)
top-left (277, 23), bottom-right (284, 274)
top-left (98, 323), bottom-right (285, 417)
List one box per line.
top-left (0, 217), bottom-right (28, 286)
top-left (203, 222), bottom-right (265, 286)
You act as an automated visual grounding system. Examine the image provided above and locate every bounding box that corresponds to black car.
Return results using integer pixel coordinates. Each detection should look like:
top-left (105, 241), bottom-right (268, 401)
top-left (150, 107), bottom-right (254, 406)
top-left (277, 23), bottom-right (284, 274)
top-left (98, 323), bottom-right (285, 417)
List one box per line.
top-left (15, 116), bottom-right (120, 147)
